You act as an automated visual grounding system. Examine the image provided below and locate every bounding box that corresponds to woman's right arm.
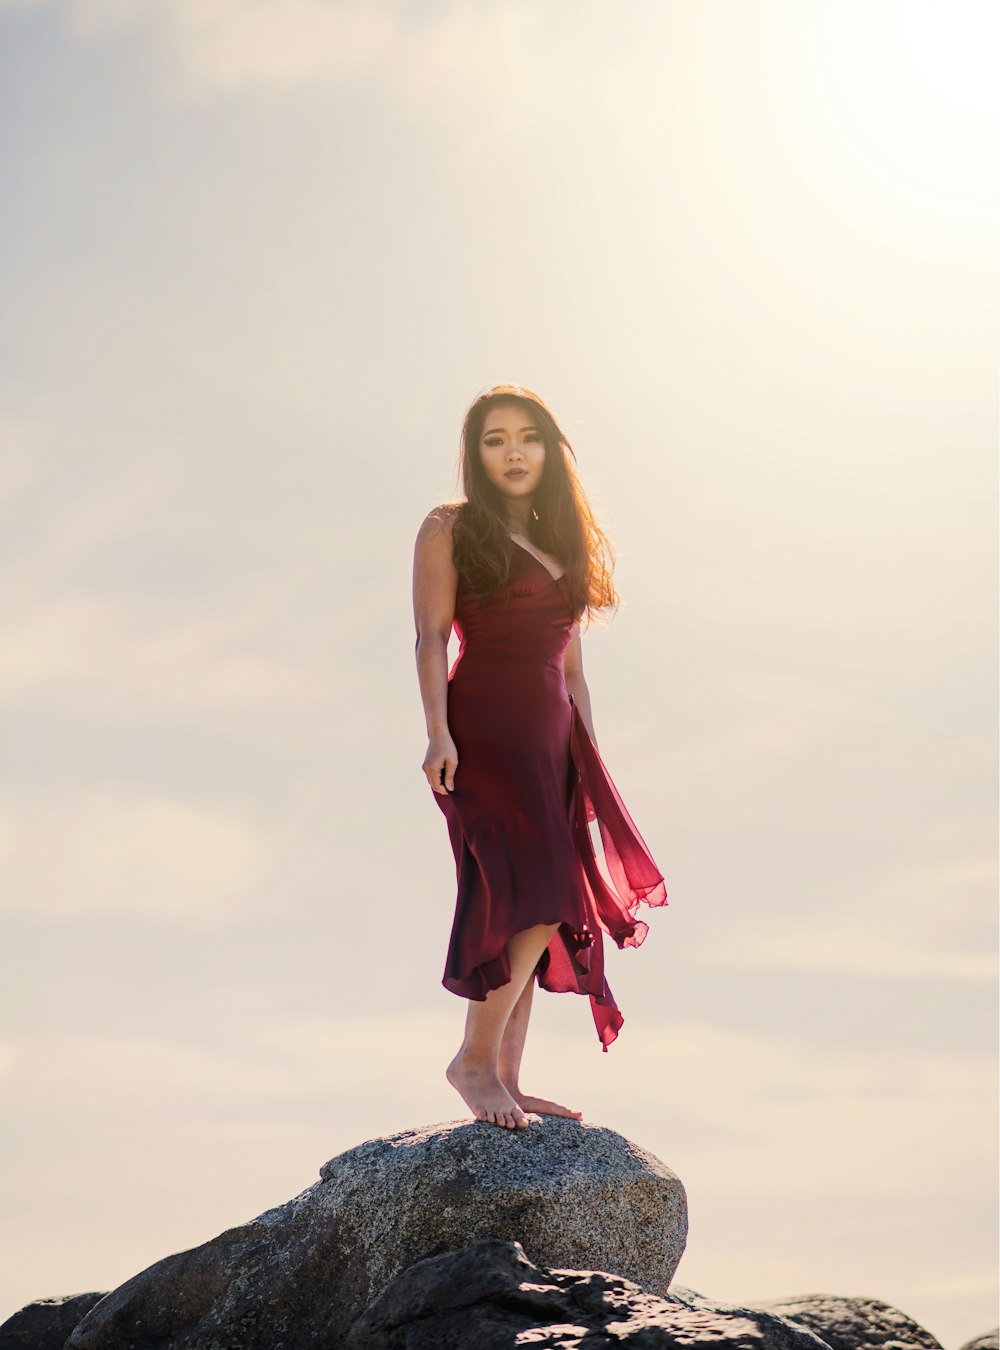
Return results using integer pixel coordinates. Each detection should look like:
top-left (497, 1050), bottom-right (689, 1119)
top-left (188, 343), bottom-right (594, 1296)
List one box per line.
top-left (412, 507), bottom-right (459, 795)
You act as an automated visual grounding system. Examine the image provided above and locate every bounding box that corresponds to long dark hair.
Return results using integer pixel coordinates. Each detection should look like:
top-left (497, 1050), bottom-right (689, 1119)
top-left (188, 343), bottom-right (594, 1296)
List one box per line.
top-left (445, 384), bottom-right (619, 626)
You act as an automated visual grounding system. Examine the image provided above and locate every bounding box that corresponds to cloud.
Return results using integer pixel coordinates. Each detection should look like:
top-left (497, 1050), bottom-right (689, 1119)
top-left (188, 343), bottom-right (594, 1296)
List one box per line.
top-left (0, 0), bottom-right (566, 124)
top-left (2, 1012), bottom-right (994, 1205)
top-left (3, 0), bottom-right (548, 103)
top-left (0, 789), bottom-right (264, 924)
top-left (70, 0), bottom-right (399, 91)
top-left (0, 446), bottom-right (334, 716)
top-left (696, 847), bottom-right (998, 981)
top-left (702, 923), bottom-right (996, 982)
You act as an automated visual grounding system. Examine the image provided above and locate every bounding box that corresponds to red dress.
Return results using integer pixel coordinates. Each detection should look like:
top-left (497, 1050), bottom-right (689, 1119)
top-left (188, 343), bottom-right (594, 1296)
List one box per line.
top-left (434, 540), bottom-right (668, 1051)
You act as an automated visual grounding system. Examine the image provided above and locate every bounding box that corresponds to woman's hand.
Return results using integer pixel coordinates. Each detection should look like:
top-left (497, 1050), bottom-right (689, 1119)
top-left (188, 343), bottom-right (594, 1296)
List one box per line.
top-left (423, 732), bottom-right (459, 794)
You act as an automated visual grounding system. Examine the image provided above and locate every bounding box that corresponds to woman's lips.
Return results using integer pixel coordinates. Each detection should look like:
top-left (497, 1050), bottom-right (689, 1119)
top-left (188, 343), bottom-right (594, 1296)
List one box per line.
top-left (505, 469), bottom-right (527, 478)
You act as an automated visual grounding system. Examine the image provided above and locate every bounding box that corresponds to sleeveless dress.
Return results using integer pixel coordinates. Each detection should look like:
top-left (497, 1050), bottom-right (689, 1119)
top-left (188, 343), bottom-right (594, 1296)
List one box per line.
top-left (433, 539), bottom-right (668, 1051)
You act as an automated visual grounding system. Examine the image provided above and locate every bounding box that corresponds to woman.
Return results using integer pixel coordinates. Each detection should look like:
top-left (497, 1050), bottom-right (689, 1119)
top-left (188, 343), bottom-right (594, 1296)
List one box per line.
top-left (412, 383), bottom-right (667, 1131)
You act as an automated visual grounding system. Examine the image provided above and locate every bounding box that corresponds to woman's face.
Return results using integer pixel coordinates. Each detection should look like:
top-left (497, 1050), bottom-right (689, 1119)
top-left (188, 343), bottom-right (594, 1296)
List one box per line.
top-left (478, 403), bottom-right (545, 507)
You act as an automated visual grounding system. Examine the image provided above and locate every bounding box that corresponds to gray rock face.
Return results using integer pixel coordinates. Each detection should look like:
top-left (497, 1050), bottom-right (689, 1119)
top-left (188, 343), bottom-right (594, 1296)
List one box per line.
top-left (316, 1115), bottom-right (687, 1297)
top-left (65, 1115), bottom-right (687, 1349)
top-left (752, 1294), bottom-right (945, 1350)
top-left (0, 1292), bottom-right (108, 1350)
top-left (957, 1333), bottom-right (999, 1350)
top-left (346, 1237), bottom-right (837, 1349)
top-left (4, 1132), bottom-right (986, 1350)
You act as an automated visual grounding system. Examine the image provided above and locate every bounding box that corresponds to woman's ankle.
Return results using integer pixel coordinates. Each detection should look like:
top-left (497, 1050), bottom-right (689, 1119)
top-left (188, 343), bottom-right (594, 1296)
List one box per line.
top-left (450, 1045), bottom-right (500, 1073)
top-left (497, 1063), bottom-right (521, 1092)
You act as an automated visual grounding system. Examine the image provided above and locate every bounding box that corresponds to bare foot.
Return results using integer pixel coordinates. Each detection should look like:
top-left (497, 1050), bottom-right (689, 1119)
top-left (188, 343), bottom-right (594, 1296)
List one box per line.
top-left (446, 1052), bottom-right (531, 1129)
top-left (503, 1083), bottom-right (583, 1120)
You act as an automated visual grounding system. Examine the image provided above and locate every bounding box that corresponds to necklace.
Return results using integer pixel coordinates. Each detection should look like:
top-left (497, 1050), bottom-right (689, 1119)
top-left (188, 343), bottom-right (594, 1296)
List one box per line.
top-left (505, 515), bottom-right (536, 536)
top-left (504, 506), bottom-right (538, 534)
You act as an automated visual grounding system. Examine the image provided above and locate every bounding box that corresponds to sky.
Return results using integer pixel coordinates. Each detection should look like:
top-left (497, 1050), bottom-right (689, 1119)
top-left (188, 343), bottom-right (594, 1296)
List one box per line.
top-left (0, 0), bottom-right (997, 1340)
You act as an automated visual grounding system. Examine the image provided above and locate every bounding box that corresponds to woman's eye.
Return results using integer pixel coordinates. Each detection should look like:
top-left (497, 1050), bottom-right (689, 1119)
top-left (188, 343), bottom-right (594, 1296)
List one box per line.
top-left (484, 434), bottom-right (538, 446)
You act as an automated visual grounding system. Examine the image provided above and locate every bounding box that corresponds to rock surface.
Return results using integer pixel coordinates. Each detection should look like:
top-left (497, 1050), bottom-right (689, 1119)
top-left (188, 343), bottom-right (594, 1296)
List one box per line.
top-left (7, 1118), bottom-right (988, 1350)
top-left (957, 1334), bottom-right (999, 1350)
top-left (0, 1292), bottom-right (108, 1350)
top-left (345, 1237), bottom-right (839, 1349)
top-left (64, 1115), bottom-right (686, 1349)
top-left (752, 1293), bottom-right (946, 1350)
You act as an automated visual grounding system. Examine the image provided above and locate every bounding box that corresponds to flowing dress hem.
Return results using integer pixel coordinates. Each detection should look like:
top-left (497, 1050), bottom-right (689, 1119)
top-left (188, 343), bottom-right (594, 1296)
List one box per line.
top-left (440, 699), bottom-right (667, 1052)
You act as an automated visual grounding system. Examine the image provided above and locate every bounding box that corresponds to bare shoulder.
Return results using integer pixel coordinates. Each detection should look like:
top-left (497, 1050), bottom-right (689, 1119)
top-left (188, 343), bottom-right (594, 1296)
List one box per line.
top-left (413, 503), bottom-right (461, 636)
top-left (415, 501), bottom-right (462, 550)
top-left (419, 500), bottom-right (462, 531)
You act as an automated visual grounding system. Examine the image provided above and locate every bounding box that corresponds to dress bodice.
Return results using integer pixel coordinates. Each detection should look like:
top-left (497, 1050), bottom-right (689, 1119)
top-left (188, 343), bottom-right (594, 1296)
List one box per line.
top-left (449, 544), bottom-right (574, 679)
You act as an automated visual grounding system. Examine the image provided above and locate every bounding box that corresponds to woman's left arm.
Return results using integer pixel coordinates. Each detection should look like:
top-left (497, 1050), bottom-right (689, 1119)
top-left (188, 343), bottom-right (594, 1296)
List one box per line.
top-left (563, 623), bottom-right (600, 753)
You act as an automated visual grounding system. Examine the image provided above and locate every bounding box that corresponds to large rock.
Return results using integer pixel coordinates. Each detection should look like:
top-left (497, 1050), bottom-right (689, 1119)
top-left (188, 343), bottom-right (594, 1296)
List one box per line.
top-left (348, 1240), bottom-right (967, 1350)
top-left (751, 1294), bottom-right (945, 1350)
top-left (0, 1292), bottom-right (108, 1350)
top-left (957, 1335), bottom-right (999, 1350)
top-left (66, 1115), bottom-right (687, 1349)
top-left (346, 1237), bottom-right (838, 1349)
